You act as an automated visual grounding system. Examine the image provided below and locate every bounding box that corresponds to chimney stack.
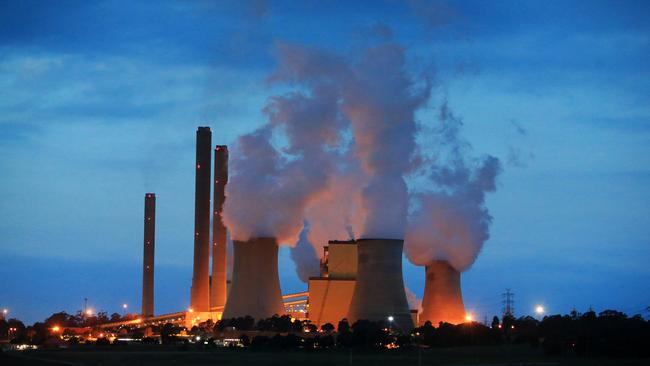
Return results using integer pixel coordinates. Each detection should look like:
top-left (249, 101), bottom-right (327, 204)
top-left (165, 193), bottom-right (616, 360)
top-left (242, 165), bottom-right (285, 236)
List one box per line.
top-left (142, 193), bottom-right (156, 318)
top-left (190, 127), bottom-right (212, 312)
top-left (347, 239), bottom-right (414, 330)
top-left (210, 145), bottom-right (228, 310)
top-left (222, 237), bottom-right (284, 320)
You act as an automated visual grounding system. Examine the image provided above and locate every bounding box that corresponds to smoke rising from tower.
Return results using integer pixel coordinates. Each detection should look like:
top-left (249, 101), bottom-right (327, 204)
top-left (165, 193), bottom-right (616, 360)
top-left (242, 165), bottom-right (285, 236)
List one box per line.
top-left (222, 33), bottom-right (501, 280)
top-left (405, 104), bottom-right (501, 272)
top-left (223, 41), bottom-right (433, 250)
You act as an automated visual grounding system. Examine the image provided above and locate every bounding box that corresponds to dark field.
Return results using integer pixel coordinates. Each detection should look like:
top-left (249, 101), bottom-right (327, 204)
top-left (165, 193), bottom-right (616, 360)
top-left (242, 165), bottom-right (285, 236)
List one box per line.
top-left (2, 345), bottom-right (648, 366)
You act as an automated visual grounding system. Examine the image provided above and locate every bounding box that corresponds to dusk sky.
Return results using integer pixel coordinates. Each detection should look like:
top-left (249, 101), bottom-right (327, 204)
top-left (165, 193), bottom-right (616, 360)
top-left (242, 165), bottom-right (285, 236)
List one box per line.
top-left (1, 0), bottom-right (649, 325)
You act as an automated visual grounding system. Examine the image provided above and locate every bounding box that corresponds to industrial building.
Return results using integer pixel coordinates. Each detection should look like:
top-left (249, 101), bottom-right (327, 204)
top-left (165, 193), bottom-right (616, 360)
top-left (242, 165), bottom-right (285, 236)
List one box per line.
top-left (129, 126), bottom-right (466, 332)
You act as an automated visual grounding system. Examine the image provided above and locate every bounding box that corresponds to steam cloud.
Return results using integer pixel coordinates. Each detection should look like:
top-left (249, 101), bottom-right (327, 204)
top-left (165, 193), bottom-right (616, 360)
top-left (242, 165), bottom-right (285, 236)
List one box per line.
top-left (224, 42), bottom-right (429, 246)
top-left (404, 102), bottom-right (501, 271)
top-left (223, 37), bottom-right (501, 273)
top-left (290, 222), bottom-right (321, 282)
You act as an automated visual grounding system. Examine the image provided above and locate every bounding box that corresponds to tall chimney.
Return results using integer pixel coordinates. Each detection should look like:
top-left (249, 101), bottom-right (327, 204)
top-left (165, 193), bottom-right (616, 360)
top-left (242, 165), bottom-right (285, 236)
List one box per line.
top-left (190, 127), bottom-right (212, 312)
top-left (222, 237), bottom-right (284, 320)
top-left (347, 239), bottom-right (414, 330)
top-left (419, 260), bottom-right (466, 326)
top-left (210, 145), bottom-right (228, 310)
top-left (142, 193), bottom-right (155, 318)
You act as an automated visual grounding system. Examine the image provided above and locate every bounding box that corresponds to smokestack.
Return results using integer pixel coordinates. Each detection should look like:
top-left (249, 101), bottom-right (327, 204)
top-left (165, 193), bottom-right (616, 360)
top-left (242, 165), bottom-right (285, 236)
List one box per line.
top-left (210, 145), bottom-right (228, 309)
top-left (190, 127), bottom-right (212, 312)
top-left (347, 239), bottom-right (414, 330)
top-left (419, 260), bottom-right (466, 326)
top-left (142, 193), bottom-right (155, 318)
top-left (222, 237), bottom-right (284, 320)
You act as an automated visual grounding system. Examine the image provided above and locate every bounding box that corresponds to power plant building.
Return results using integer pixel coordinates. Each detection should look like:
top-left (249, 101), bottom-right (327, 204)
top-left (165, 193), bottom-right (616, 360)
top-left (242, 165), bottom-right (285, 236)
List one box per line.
top-left (308, 240), bottom-right (357, 327)
top-left (131, 127), bottom-right (469, 332)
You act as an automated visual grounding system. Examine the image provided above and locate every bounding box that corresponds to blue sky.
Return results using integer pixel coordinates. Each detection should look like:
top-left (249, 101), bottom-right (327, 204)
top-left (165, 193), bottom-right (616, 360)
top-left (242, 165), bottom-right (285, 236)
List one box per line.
top-left (1, 0), bottom-right (649, 324)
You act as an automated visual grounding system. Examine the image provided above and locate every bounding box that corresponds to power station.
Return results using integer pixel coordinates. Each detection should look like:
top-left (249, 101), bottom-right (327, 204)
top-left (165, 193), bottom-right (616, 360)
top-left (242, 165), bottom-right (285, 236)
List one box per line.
top-left (137, 126), bottom-right (469, 330)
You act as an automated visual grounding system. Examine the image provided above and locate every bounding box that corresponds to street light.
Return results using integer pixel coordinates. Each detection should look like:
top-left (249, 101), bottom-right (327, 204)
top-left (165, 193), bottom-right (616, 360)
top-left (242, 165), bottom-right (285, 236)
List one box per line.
top-left (465, 313), bottom-right (474, 322)
top-left (2, 309), bottom-right (7, 315)
top-left (535, 305), bottom-right (545, 316)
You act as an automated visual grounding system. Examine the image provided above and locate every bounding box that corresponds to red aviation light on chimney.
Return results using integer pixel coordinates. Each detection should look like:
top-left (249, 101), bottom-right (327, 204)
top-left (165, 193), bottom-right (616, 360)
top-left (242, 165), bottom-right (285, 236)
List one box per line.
top-left (197, 163), bottom-right (201, 169)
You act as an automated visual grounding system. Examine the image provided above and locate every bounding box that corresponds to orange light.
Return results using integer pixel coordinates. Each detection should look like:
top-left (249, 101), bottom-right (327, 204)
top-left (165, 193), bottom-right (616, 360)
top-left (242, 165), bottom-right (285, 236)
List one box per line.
top-left (86, 309), bottom-right (93, 316)
top-left (465, 314), bottom-right (474, 322)
top-left (52, 326), bottom-right (60, 332)
top-left (188, 308), bottom-right (194, 313)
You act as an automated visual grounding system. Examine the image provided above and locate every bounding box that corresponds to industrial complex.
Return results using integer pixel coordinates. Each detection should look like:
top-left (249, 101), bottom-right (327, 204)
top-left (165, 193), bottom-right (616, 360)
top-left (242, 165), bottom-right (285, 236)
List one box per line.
top-left (129, 127), bottom-right (466, 332)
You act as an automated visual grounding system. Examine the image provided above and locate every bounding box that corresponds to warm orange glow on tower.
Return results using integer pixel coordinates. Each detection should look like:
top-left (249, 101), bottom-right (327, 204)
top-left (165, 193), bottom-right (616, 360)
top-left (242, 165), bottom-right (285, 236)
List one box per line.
top-left (419, 260), bottom-right (466, 326)
top-left (210, 145), bottom-right (228, 309)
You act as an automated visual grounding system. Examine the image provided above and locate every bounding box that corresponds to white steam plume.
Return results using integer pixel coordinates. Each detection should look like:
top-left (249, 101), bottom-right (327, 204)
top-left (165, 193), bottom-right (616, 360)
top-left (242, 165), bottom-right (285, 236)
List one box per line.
top-left (223, 44), bottom-right (346, 245)
top-left (405, 102), bottom-right (501, 271)
top-left (342, 43), bottom-right (431, 239)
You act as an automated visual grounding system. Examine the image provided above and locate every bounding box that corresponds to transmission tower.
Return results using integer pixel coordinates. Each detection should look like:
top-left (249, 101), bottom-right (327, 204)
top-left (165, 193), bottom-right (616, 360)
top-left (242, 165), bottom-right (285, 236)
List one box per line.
top-left (502, 289), bottom-right (515, 318)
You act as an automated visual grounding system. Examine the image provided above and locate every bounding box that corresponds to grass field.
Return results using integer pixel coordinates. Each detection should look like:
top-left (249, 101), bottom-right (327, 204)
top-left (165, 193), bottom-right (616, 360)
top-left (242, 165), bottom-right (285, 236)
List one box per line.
top-left (2, 344), bottom-right (648, 366)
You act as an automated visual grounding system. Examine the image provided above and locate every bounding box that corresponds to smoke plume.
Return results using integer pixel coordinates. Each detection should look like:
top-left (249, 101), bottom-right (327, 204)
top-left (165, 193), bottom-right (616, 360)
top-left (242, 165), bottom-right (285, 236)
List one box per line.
top-left (224, 41), bottom-right (431, 247)
top-left (223, 37), bottom-right (500, 273)
top-left (404, 102), bottom-right (501, 271)
top-left (342, 44), bottom-right (431, 239)
top-left (290, 222), bottom-right (321, 282)
top-left (223, 44), bottom-right (346, 244)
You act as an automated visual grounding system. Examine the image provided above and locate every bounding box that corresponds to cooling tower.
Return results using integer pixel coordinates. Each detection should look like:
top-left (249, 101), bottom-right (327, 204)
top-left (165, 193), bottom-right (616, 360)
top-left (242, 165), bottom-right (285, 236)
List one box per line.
top-left (190, 127), bottom-right (212, 312)
top-left (222, 237), bottom-right (284, 320)
top-left (347, 238), bottom-right (414, 330)
top-left (419, 260), bottom-right (466, 326)
top-left (141, 193), bottom-right (155, 318)
top-left (210, 145), bottom-right (228, 309)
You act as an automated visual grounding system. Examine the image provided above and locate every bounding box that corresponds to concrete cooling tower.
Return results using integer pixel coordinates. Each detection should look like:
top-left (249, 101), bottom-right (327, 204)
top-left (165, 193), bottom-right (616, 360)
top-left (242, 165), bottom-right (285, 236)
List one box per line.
top-left (419, 260), bottom-right (466, 326)
top-left (221, 237), bottom-right (284, 320)
top-left (347, 239), bottom-right (414, 330)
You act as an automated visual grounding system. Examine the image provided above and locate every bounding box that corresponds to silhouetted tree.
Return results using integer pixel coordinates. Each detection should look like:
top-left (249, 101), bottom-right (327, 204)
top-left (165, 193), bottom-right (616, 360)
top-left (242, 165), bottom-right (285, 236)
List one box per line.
top-left (491, 316), bottom-right (500, 329)
top-left (321, 322), bottom-right (335, 333)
